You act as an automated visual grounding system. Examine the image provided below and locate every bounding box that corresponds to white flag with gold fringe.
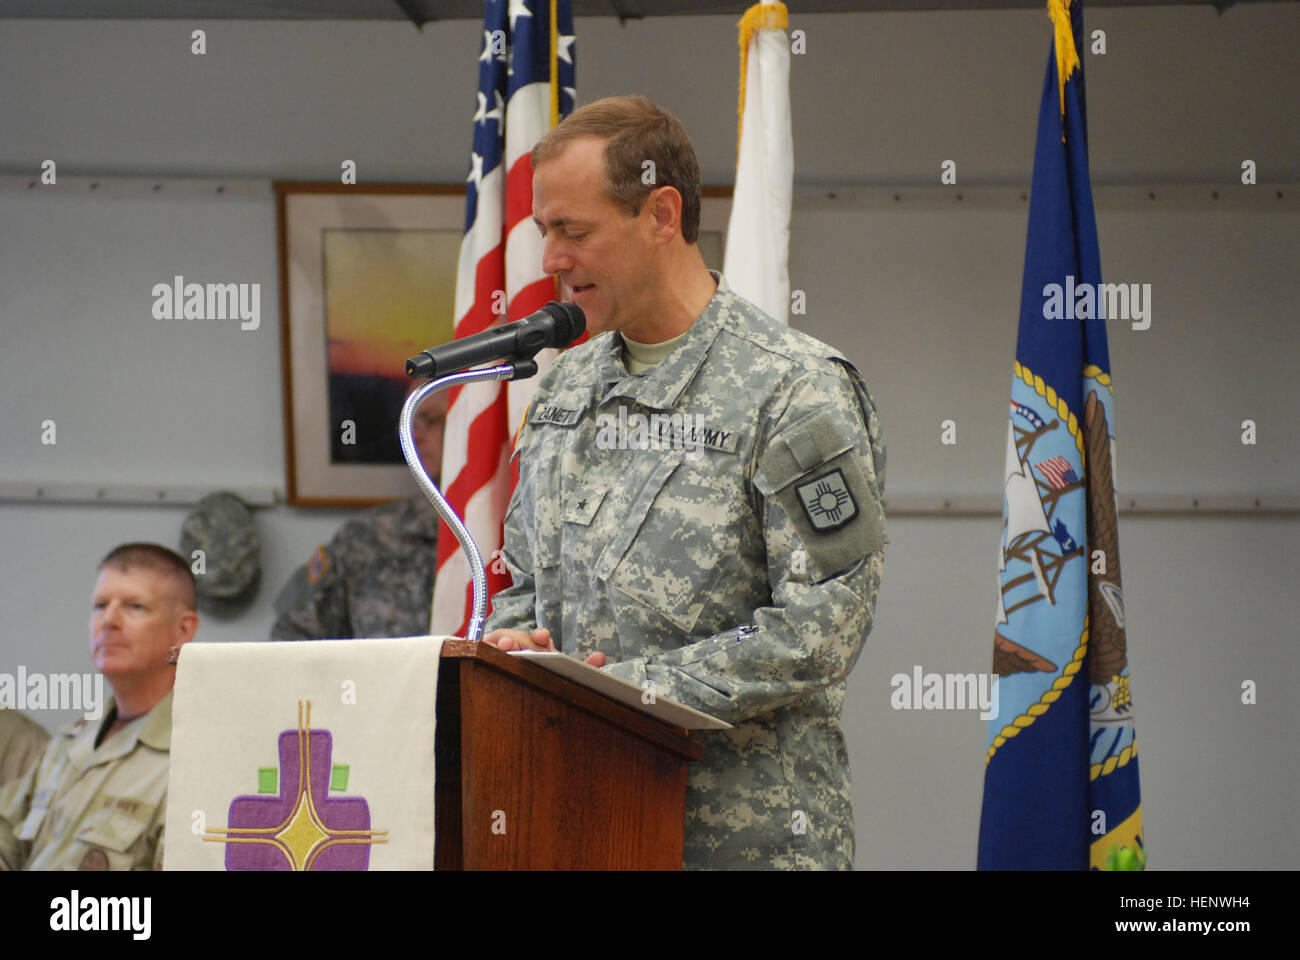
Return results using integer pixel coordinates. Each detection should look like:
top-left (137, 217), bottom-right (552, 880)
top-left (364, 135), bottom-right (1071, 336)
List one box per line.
top-left (723, 0), bottom-right (794, 325)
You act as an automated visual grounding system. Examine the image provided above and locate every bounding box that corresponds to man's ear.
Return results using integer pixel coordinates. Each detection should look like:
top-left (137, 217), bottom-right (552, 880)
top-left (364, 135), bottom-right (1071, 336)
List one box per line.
top-left (176, 608), bottom-right (199, 645)
top-left (646, 185), bottom-right (683, 244)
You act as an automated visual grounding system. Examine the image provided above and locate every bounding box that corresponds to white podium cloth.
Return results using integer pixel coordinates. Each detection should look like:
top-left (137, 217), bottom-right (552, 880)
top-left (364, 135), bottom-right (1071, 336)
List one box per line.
top-left (163, 636), bottom-right (445, 871)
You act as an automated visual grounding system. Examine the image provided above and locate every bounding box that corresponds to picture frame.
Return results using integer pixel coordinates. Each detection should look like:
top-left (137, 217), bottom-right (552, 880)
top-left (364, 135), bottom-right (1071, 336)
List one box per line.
top-left (275, 182), bottom-right (464, 507)
top-left (274, 181), bottom-right (733, 508)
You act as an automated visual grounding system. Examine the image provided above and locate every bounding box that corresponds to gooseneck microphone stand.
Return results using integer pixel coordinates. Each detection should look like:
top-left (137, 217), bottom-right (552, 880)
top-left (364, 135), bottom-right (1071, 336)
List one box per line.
top-left (397, 357), bottom-right (538, 643)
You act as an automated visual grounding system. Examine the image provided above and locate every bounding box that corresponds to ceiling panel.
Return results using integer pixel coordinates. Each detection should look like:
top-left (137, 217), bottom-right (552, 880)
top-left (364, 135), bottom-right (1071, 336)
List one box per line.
top-left (0, 0), bottom-right (1263, 24)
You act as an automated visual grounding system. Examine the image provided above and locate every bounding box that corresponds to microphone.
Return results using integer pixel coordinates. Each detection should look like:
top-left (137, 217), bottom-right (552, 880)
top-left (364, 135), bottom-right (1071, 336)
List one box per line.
top-left (405, 301), bottom-right (585, 379)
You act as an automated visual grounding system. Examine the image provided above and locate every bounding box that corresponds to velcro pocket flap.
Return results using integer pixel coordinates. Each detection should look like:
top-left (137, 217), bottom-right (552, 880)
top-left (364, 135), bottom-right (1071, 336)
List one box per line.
top-left (754, 409), bottom-right (857, 495)
top-left (594, 454), bottom-right (682, 582)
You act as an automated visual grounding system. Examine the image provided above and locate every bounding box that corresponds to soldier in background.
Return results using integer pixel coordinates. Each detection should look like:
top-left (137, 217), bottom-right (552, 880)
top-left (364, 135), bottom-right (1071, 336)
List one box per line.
top-left (271, 387), bottom-right (447, 640)
top-left (484, 96), bottom-right (887, 870)
top-left (0, 543), bottom-right (198, 869)
top-left (0, 710), bottom-right (49, 788)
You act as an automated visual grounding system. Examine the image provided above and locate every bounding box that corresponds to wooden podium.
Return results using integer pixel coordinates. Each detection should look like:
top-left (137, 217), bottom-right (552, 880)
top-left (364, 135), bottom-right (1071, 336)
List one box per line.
top-left (434, 641), bottom-right (703, 870)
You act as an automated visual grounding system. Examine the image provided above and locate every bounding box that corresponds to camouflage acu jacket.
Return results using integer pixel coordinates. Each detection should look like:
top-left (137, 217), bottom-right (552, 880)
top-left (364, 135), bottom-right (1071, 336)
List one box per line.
top-left (272, 497), bottom-right (440, 641)
top-left (487, 272), bottom-right (887, 870)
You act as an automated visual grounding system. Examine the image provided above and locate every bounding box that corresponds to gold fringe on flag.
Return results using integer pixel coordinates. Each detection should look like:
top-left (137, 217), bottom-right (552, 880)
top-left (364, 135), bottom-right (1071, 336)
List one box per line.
top-left (1048, 0), bottom-right (1081, 120)
top-left (735, 2), bottom-right (789, 162)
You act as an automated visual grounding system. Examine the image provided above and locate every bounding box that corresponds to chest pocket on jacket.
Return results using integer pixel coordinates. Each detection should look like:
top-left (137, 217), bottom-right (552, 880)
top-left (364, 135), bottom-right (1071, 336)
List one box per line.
top-left (74, 808), bottom-right (151, 869)
top-left (529, 474), bottom-right (610, 577)
top-left (596, 452), bottom-right (735, 634)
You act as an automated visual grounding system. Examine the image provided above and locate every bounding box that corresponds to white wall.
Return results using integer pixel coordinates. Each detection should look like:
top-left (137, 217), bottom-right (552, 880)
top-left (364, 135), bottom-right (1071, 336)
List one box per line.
top-left (0, 4), bottom-right (1296, 869)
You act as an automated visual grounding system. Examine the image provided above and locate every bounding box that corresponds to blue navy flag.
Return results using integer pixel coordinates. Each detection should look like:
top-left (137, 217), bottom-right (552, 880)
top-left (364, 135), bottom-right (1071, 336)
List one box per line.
top-left (978, 0), bottom-right (1145, 871)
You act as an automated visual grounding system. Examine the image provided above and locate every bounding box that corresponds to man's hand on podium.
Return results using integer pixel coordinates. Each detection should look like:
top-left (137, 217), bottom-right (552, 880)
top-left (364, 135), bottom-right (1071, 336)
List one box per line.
top-left (483, 627), bottom-right (606, 667)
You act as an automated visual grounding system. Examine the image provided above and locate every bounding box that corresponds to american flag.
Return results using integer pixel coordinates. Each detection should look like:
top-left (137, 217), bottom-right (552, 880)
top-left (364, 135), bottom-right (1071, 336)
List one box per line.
top-left (1033, 455), bottom-right (1080, 490)
top-left (431, 0), bottom-right (576, 637)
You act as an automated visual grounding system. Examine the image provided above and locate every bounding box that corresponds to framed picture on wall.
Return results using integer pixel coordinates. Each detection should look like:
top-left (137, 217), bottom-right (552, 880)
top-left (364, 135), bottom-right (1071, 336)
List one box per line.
top-left (275, 182), bottom-right (465, 507)
top-left (275, 181), bottom-right (733, 507)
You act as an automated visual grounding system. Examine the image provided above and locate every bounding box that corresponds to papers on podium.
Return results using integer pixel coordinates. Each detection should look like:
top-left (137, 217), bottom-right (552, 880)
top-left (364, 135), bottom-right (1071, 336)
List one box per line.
top-left (510, 650), bottom-right (732, 730)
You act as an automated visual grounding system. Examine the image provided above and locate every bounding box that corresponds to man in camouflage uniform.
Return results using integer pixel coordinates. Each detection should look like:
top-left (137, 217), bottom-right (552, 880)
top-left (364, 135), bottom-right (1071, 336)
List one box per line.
top-left (485, 96), bottom-right (886, 870)
top-left (272, 388), bottom-right (446, 640)
top-left (0, 544), bottom-right (198, 869)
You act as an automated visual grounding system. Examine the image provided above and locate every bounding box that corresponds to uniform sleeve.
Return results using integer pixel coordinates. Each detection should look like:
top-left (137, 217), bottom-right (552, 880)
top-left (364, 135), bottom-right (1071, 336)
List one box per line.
top-left (0, 716), bottom-right (50, 788)
top-left (484, 451), bottom-right (541, 634)
top-left (270, 541), bottom-right (352, 640)
top-left (0, 752), bottom-right (40, 870)
top-left (602, 364), bottom-right (887, 725)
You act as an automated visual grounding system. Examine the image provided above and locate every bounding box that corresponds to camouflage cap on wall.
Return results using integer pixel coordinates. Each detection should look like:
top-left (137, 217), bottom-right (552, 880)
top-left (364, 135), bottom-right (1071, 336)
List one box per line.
top-left (180, 492), bottom-right (261, 616)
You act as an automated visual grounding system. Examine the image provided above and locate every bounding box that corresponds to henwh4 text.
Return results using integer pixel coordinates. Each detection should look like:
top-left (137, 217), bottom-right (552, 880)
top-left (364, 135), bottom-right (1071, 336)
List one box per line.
top-left (152, 275), bottom-right (260, 330)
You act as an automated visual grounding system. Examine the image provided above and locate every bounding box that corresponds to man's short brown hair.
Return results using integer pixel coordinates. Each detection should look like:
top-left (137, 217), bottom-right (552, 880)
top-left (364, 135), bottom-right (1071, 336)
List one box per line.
top-left (531, 95), bottom-right (702, 244)
top-left (98, 543), bottom-right (197, 612)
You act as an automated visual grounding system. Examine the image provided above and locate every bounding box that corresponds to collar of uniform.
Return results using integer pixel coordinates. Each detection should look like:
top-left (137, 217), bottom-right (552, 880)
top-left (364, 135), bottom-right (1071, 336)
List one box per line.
top-left (65, 690), bottom-right (173, 770)
top-left (137, 689), bottom-right (173, 751)
top-left (598, 270), bottom-right (732, 409)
